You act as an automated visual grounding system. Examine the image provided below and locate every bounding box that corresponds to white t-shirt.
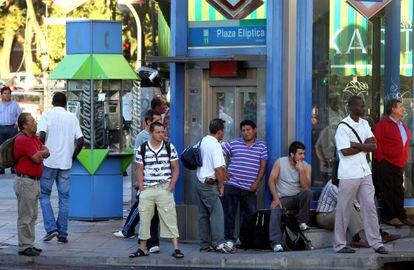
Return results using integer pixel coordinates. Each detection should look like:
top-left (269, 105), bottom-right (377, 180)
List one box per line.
top-left (122, 92), bottom-right (132, 121)
top-left (135, 141), bottom-right (179, 187)
top-left (196, 135), bottom-right (226, 183)
top-left (335, 115), bottom-right (373, 179)
top-left (38, 106), bottom-right (83, 170)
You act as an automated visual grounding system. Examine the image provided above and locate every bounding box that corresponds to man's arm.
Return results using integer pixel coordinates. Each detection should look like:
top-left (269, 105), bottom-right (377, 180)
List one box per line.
top-left (72, 137), bottom-right (84, 161)
top-left (168, 160), bottom-right (179, 192)
top-left (215, 166), bottom-right (227, 196)
top-left (250, 159), bottom-right (267, 192)
top-left (341, 137), bottom-right (376, 156)
top-left (134, 163), bottom-right (145, 191)
top-left (297, 161), bottom-right (311, 189)
top-left (268, 159), bottom-right (281, 208)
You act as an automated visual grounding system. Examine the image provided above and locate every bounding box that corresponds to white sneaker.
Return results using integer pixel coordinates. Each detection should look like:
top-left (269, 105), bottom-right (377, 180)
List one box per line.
top-left (149, 246), bottom-right (160, 253)
top-left (273, 244), bottom-right (284, 252)
top-left (113, 230), bottom-right (134, 239)
top-left (299, 223), bottom-right (309, 231)
top-left (225, 241), bottom-right (234, 250)
top-left (215, 243), bottom-right (233, 253)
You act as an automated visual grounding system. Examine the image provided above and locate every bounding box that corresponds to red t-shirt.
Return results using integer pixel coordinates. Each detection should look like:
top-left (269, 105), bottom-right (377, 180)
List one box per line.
top-left (14, 134), bottom-right (44, 178)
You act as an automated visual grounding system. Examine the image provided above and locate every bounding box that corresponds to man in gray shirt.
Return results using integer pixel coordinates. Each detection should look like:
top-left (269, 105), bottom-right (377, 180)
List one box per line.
top-left (268, 141), bottom-right (313, 252)
top-left (113, 110), bottom-right (162, 253)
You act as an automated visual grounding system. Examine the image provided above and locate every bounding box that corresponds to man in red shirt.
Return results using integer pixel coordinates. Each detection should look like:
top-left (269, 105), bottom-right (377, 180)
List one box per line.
top-left (374, 99), bottom-right (414, 226)
top-left (14, 112), bottom-right (50, 256)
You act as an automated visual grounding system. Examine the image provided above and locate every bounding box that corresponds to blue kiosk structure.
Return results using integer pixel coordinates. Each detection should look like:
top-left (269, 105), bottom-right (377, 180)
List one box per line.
top-left (49, 20), bottom-right (138, 220)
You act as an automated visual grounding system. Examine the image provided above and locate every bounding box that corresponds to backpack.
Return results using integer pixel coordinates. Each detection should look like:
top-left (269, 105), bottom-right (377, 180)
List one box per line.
top-left (238, 209), bottom-right (272, 250)
top-left (180, 138), bottom-right (203, 170)
top-left (140, 141), bottom-right (171, 167)
top-left (281, 211), bottom-right (313, 251)
top-left (0, 133), bottom-right (20, 168)
top-left (331, 121), bottom-right (364, 183)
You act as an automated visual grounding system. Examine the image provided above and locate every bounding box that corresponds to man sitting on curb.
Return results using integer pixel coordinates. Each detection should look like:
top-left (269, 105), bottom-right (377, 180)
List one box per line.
top-left (268, 141), bottom-right (313, 252)
top-left (129, 122), bottom-right (183, 259)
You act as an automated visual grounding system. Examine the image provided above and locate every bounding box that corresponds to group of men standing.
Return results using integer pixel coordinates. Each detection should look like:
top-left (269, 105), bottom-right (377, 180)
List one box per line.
top-left (1, 88), bottom-right (84, 256)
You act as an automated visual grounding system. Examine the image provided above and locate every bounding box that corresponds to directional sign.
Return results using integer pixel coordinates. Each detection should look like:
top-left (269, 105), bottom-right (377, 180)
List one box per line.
top-left (347, 0), bottom-right (393, 19)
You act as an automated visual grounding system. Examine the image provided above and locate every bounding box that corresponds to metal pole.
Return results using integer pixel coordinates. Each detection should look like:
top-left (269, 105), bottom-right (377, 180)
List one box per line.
top-left (124, 2), bottom-right (142, 69)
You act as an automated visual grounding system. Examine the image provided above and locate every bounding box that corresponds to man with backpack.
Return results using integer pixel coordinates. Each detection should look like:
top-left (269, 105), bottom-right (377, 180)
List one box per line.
top-left (130, 122), bottom-right (183, 259)
top-left (0, 86), bottom-right (21, 174)
top-left (221, 120), bottom-right (268, 249)
top-left (113, 109), bottom-right (162, 254)
top-left (196, 118), bottom-right (232, 253)
top-left (268, 141), bottom-right (313, 252)
top-left (334, 96), bottom-right (387, 254)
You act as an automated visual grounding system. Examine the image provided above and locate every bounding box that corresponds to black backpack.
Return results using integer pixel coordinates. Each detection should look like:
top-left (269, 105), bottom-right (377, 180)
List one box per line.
top-left (140, 141), bottom-right (171, 167)
top-left (281, 211), bottom-right (313, 251)
top-left (0, 133), bottom-right (21, 168)
top-left (180, 138), bottom-right (203, 170)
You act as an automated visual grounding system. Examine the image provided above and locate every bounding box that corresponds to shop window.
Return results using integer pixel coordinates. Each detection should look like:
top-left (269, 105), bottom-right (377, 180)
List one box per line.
top-left (312, 0), bottom-right (414, 198)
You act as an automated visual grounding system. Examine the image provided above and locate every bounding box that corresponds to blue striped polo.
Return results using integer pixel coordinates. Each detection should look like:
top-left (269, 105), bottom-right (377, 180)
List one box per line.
top-left (222, 138), bottom-right (268, 190)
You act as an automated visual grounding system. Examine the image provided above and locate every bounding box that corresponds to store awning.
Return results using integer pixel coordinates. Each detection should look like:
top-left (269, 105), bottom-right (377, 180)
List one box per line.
top-left (145, 54), bottom-right (266, 63)
top-left (49, 54), bottom-right (139, 80)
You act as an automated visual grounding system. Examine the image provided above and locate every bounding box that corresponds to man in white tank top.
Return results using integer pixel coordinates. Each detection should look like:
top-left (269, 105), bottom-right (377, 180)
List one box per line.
top-left (268, 141), bottom-right (313, 252)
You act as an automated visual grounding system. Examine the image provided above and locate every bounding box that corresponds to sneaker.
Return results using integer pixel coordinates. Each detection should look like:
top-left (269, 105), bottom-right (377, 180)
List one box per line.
top-left (374, 246), bottom-right (389, 254)
top-left (149, 246), bottom-right (160, 253)
top-left (215, 243), bottom-right (233, 253)
top-left (273, 244), bottom-right (284, 252)
top-left (42, 230), bottom-right (59, 242)
top-left (57, 236), bottom-right (68, 244)
top-left (113, 230), bottom-right (134, 239)
top-left (337, 246), bottom-right (356, 253)
top-left (299, 223), bottom-right (309, 231)
top-left (225, 241), bottom-right (234, 250)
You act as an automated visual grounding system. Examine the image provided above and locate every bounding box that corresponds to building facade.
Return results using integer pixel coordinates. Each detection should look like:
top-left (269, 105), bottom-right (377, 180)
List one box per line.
top-left (151, 0), bottom-right (414, 239)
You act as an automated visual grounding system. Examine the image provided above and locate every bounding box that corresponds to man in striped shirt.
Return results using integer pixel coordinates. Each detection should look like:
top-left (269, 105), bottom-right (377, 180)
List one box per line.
top-left (222, 120), bottom-right (268, 248)
top-left (0, 86), bottom-right (22, 174)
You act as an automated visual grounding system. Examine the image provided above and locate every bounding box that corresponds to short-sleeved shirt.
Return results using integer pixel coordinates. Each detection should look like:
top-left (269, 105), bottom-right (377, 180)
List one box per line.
top-left (222, 138), bottom-right (268, 190)
top-left (316, 180), bottom-right (338, 213)
top-left (275, 156), bottom-right (309, 197)
top-left (14, 134), bottom-right (43, 178)
top-left (135, 141), bottom-right (178, 187)
top-left (0, 101), bottom-right (21, 125)
top-left (37, 106), bottom-right (83, 169)
top-left (134, 130), bottom-right (151, 150)
top-left (196, 135), bottom-right (226, 183)
top-left (335, 115), bottom-right (373, 179)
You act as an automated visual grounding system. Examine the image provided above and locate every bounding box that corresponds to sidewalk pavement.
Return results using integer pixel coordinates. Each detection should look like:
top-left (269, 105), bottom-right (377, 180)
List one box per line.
top-left (1, 173), bottom-right (414, 270)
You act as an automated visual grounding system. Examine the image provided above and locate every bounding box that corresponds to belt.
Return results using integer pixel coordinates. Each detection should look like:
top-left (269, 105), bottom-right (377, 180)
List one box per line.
top-left (17, 174), bottom-right (40, 180)
top-left (204, 178), bottom-right (218, 185)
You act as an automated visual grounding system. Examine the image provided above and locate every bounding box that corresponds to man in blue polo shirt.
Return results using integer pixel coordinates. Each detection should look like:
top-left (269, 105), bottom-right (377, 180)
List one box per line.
top-left (222, 120), bottom-right (268, 249)
top-left (0, 86), bottom-right (21, 174)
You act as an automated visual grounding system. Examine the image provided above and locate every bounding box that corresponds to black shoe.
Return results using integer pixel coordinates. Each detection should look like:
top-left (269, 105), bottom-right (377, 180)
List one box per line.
top-left (57, 236), bottom-right (68, 244)
top-left (18, 247), bottom-right (40, 256)
top-left (337, 246), bottom-right (356, 253)
top-left (375, 246), bottom-right (389, 254)
top-left (32, 247), bottom-right (42, 253)
top-left (42, 230), bottom-right (59, 242)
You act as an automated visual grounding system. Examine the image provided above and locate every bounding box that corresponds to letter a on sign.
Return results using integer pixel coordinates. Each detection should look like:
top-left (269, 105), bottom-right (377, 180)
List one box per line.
top-left (347, 0), bottom-right (393, 19)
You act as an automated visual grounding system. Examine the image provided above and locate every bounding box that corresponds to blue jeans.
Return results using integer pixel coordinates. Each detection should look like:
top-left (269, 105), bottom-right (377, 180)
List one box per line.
top-left (39, 167), bottom-right (71, 237)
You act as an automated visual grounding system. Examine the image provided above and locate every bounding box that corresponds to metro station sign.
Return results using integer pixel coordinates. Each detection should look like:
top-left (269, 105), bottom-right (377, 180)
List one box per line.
top-left (347, 0), bottom-right (393, 19)
top-left (206, 0), bottom-right (264, 20)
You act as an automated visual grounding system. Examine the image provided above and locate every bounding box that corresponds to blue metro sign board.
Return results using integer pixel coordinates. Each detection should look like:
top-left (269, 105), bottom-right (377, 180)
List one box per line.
top-left (188, 19), bottom-right (266, 48)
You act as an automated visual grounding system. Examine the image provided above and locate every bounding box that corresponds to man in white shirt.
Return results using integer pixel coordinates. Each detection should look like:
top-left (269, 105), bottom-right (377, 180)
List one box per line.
top-left (38, 92), bottom-right (84, 244)
top-left (334, 96), bottom-right (387, 254)
top-left (196, 118), bottom-right (232, 253)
